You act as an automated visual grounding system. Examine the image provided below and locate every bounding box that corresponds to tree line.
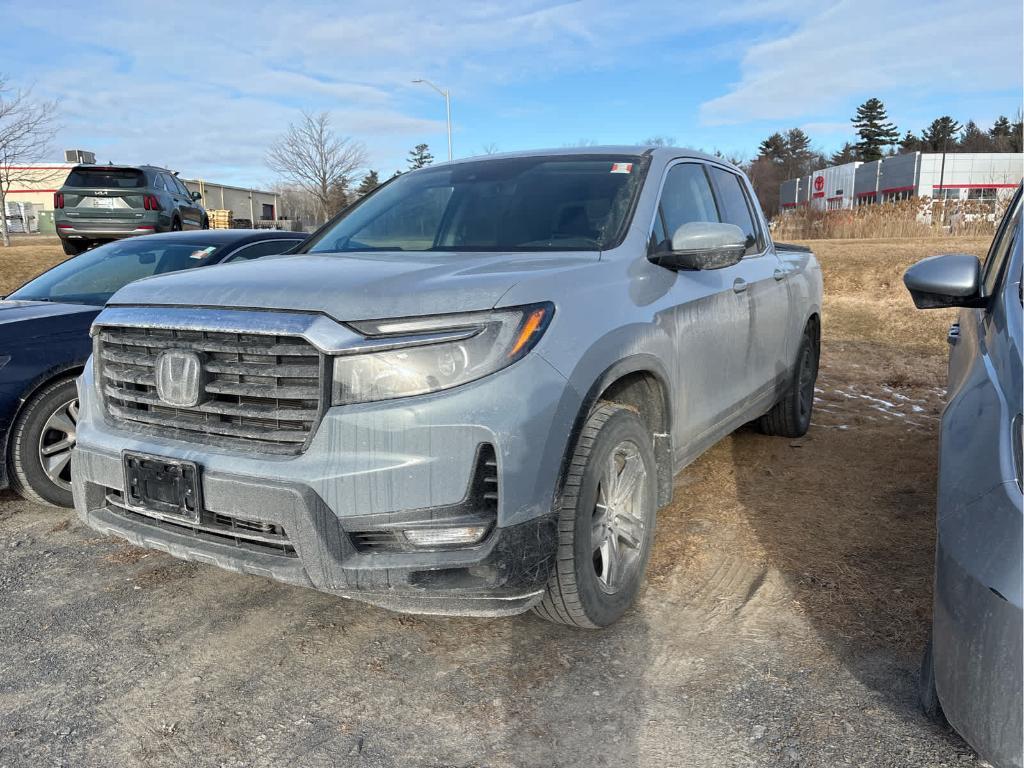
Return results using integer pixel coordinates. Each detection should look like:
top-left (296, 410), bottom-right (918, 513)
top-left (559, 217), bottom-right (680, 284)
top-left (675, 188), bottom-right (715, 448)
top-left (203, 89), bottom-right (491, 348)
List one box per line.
top-left (747, 98), bottom-right (1023, 216)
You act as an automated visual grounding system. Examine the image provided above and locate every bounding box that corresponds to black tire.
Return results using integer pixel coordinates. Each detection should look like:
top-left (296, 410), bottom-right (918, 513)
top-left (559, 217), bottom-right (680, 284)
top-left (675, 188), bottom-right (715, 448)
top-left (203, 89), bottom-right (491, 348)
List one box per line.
top-left (757, 320), bottom-right (820, 438)
top-left (60, 239), bottom-right (86, 256)
top-left (7, 378), bottom-right (79, 508)
top-left (201, 216), bottom-right (209, 230)
top-left (919, 638), bottom-right (948, 725)
top-left (170, 216), bottom-right (182, 232)
top-left (534, 402), bottom-right (657, 628)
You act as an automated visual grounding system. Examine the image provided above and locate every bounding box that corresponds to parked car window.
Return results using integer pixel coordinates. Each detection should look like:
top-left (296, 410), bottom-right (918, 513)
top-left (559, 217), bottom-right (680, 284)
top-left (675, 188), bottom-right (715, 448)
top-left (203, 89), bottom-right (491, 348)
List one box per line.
top-left (173, 176), bottom-right (191, 196)
top-left (653, 163), bottom-right (719, 251)
top-left (225, 239), bottom-right (305, 262)
top-left (305, 155), bottom-right (648, 254)
top-left (64, 168), bottom-right (146, 188)
top-left (983, 196), bottom-right (1022, 298)
top-left (7, 240), bottom-right (222, 306)
top-left (708, 167), bottom-right (761, 256)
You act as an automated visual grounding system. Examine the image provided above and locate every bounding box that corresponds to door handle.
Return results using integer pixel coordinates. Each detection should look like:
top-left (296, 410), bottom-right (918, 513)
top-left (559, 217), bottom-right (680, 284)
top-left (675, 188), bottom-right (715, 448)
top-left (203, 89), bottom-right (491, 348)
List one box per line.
top-left (947, 322), bottom-right (960, 346)
top-left (732, 278), bottom-right (748, 294)
top-left (773, 268), bottom-right (787, 281)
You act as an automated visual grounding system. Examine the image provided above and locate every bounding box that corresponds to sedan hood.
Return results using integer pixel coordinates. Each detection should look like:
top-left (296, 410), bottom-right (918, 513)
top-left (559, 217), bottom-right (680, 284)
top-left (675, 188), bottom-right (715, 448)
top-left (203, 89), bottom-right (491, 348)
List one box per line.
top-left (107, 251), bottom-right (599, 320)
top-left (0, 300), bottom-right (100, 326)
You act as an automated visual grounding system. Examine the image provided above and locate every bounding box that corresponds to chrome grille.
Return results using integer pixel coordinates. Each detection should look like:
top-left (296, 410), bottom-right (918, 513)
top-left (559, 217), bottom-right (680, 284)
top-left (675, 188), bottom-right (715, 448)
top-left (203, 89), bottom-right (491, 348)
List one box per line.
top-left (96, 326), bottom-right (325, 454)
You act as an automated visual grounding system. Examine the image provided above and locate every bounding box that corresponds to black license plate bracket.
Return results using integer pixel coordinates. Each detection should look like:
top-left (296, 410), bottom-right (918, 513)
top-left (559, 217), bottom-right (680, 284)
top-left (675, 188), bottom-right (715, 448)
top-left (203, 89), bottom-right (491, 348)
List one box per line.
top-left (122, 452), bottom-right (202, 523)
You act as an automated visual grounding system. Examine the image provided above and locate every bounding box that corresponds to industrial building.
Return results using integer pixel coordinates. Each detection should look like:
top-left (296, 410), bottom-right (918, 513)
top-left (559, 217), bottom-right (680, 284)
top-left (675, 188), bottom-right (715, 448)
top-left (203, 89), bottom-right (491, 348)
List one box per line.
top-left (2, 158), bottom-right (283, 233)
top-left (779, 152), bottom-right (1023, 213)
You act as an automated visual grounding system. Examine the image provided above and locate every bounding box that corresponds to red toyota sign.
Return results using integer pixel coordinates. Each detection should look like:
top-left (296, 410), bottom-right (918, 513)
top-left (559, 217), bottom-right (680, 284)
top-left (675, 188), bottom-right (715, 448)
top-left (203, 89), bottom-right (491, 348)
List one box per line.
top-left (813, 176), bottom-right (825, 192)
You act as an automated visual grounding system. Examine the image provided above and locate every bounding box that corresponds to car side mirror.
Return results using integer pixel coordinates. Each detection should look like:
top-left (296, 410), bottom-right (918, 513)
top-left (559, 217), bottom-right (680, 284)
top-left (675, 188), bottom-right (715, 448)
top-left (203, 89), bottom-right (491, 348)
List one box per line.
top-left (191, 191), bottom-right (202, 202)
top-left (903, 254), bottom-right (985, 309)
top-left (650, 222), bottom-right (747, 271)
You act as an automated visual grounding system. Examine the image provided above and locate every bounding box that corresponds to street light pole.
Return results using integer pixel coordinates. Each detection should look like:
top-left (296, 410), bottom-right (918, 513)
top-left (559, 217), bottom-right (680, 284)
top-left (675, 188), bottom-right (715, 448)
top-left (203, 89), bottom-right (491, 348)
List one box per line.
top-left (412, 78), bottom-right (452, 161)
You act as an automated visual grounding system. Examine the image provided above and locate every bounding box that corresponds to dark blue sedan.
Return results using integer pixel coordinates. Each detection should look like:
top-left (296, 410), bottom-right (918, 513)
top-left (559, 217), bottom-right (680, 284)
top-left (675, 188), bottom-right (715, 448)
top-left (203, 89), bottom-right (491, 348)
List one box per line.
top-left (1, 229), bottom-right (307, 507)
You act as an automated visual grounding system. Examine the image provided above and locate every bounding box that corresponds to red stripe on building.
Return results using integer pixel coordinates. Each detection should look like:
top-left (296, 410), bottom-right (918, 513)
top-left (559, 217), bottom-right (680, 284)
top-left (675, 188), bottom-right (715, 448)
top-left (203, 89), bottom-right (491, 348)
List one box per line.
top-left (855, 190), bottom-right (877, 197)
top-left (826, 196), bottom-right (843, 201)
top-left (5, 188), bottom-right (58, 193)
top-left (781, 203), bottom-right (797, 208)
top-left (812, 192), bottom-right (824, 198)
top-left (932, 183), bottom-right (1018, 189)
top-left (879, 185), bottom-right (915, 195)
top-left (3, 166), bottom-right (72, 171)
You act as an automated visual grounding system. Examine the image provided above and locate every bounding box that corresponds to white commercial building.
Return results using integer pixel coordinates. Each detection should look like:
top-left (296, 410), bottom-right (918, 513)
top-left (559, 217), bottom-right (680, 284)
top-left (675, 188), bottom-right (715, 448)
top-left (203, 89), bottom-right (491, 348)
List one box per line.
top-left (780, 152), bottom-right (1023, 213)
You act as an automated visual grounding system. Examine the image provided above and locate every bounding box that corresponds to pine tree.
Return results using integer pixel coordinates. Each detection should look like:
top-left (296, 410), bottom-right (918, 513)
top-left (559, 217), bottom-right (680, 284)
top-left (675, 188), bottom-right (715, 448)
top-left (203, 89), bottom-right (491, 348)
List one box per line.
top-left (1010, 112), bottom-right (1024, 153)
top-left (898, 130), bottom-right (921, 154)
top-left (757, 132), bottom-right (788, 161)
top-left (959, 121), bottom-right (994, 152)
top-left (851, 98), bottom-right (900, 161)
top-left (830, 142), bottom-right (857, 165)
top-left (355, 170), bottom-right (380, 197)
top-left (407, 144), bottom-right (434, 170)
top-left (922, 116), bottom-right (961, 151)
top-left (989, 116), bottom-right (1012, 139)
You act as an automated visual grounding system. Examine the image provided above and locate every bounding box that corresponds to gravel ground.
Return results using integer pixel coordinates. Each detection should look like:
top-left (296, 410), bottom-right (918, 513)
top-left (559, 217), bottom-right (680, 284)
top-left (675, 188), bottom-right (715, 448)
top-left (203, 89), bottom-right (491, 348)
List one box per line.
top-left (0, 237), bottom-right (993, 767)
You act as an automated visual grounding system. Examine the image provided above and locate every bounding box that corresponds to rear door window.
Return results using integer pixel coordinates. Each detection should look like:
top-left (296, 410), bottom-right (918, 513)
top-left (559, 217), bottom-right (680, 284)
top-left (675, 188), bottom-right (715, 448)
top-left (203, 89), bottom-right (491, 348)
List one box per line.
top-left (653, 163), bottom-right (719, 252)
top-left (982, 193), bottom-right (1022, 298)
top-left (708, 167), bottom-right (762, 256)
top-left (64, 168), bottom-right (146, 188)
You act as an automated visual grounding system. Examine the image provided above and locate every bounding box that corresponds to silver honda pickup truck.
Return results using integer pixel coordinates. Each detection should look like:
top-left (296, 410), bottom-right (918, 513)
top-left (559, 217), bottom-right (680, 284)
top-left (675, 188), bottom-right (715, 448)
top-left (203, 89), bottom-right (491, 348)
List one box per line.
top-left (72, 147), bottom-right (822, 627)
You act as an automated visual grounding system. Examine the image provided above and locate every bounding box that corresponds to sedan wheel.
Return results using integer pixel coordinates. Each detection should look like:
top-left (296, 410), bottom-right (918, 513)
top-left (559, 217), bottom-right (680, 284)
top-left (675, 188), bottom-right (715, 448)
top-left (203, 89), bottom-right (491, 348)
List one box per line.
top-left (38, 398), bottom-right (78, 492)
top-left (8, 377), bottom-right (80, 507)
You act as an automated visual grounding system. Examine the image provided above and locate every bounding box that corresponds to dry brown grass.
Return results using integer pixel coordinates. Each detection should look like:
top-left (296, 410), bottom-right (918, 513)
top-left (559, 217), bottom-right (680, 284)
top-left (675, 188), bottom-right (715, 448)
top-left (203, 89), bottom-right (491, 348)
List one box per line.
top-left (0, 236), bottom-right (67, 295)
top-left (774, 197), bottom-right (1007, 241)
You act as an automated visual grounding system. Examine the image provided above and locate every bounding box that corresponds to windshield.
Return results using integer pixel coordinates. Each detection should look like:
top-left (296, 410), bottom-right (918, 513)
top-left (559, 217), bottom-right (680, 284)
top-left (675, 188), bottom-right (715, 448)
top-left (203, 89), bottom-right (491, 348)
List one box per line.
top-left (8, 239), bottom-right (224, 306)
top-left (305, 154), bottom-right (648, 254)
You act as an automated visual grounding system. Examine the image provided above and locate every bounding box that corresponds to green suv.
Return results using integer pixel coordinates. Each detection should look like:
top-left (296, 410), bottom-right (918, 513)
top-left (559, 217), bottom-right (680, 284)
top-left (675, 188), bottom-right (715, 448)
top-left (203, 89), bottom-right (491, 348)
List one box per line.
top-left (54, 164), bottom-right (208, 255)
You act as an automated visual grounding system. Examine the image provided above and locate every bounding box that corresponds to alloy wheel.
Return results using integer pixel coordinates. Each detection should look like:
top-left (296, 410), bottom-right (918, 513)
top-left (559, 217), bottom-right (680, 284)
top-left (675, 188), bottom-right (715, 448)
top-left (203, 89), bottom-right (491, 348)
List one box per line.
top-left (38, 398), bottom-right (78, 491)
top-left (591, 440), bottom-right (648, 593)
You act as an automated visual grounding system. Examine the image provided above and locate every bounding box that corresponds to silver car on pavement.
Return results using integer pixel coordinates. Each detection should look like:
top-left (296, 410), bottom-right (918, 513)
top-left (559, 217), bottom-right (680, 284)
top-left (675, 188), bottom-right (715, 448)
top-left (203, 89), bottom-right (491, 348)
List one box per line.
top-left (72, 147), bottom-right (823, 627)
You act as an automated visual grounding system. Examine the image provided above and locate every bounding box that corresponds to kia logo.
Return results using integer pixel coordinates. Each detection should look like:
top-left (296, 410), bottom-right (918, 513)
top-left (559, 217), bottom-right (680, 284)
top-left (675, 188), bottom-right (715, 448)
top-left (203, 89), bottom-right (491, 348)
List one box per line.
top-left (155, 350), bottom-right (206, 407)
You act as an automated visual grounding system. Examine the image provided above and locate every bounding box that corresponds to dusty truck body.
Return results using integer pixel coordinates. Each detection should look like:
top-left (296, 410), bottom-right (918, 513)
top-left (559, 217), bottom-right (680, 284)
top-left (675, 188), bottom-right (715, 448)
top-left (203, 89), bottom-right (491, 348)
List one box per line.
top-left (72, 147), bottom-right (823, 627)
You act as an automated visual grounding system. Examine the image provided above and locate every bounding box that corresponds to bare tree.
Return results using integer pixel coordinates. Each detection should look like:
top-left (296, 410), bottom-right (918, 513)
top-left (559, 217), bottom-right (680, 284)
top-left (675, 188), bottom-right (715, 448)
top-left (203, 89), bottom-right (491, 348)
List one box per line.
top-left (480, 142), bottom-right (500, 155)
top-left (0, 76), bottom-right (58, 246)
top-left (266, 111), bottom-right (367, 223)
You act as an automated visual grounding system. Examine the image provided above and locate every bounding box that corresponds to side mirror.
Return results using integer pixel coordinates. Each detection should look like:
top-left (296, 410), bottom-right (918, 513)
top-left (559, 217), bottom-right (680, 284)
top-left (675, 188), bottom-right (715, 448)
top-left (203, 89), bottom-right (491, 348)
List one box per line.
top-left (903, 254), bottom-right (985, 309)
top-left (191, 191), bottom-right (203, 202)
top-left (651, 222), bottom-right (747, 271)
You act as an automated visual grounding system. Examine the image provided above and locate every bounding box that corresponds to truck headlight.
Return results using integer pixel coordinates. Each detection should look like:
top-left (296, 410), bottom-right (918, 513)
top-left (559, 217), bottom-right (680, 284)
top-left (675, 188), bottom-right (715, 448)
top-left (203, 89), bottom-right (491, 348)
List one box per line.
top-left (332, 303), bottom-right (553, 406)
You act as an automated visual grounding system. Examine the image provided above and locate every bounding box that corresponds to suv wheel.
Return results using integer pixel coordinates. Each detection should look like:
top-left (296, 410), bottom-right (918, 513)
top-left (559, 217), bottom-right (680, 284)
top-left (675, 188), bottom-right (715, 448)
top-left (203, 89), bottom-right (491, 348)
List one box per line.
top-left (201, 216), bottom-right (209, 229)
top-left (171, 217), bottom-right (182, 231)
top-left (60, 239), bottom-right (87, 256)
top-left (8, 378), bottom-right (79, 508)
top-left (757, 321), bottom-right (819, 438)
top-left (534, 402), bottom-right (657, 628)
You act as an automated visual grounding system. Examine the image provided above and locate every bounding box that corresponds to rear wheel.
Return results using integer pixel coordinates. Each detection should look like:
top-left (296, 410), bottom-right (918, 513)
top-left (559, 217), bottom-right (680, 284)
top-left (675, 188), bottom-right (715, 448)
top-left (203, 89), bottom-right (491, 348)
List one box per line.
top-left (201, 216), bottom-right (209, 230)
top-left (8, 378), bottom-right (79, 508)
top-left (60, 239), bottom-right (87, 256)
top-left (534, 402), bottom-right (657, 628)
top-left (171, 217), bottom-right (182, 231)
top-left (757, 321), bottom-right (819, 438)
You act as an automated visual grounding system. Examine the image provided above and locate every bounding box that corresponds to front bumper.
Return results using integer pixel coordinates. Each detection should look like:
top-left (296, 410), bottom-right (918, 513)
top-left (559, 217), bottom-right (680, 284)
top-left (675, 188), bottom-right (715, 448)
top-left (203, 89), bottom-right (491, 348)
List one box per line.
top-left (72, 351), bottom-right (580, 616)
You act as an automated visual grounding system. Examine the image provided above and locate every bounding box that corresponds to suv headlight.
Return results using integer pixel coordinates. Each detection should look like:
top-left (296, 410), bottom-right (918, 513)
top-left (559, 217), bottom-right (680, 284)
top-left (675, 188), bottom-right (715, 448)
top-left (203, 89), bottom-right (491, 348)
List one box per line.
top-left (332, 303), bottom-right (553, 406)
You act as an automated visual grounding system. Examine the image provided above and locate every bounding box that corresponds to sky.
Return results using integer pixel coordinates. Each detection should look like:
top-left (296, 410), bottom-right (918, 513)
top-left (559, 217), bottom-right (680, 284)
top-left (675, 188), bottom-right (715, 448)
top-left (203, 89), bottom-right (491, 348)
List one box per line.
top-left (1, 0), bottom-right (1021, 188)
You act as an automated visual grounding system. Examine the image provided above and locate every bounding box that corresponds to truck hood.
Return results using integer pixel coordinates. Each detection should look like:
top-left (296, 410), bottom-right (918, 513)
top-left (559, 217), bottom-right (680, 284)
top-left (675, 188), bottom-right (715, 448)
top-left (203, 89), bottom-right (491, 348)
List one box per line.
top-left (107, 251), bottom-right (599, 321)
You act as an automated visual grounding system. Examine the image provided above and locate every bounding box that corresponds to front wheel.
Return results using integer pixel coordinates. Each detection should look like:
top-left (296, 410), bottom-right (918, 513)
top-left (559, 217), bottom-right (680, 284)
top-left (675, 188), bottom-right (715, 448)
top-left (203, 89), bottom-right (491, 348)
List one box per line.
top-left (7, 378), bottom-right (79, 507)
top-left (534, 402), bottom-right (657, 628)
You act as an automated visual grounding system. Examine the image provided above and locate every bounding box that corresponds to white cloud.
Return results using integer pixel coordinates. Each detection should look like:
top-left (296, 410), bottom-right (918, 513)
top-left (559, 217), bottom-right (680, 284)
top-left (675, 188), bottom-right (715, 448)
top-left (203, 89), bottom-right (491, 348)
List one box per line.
top-left (700, 0), bottom-right (1023, 125)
